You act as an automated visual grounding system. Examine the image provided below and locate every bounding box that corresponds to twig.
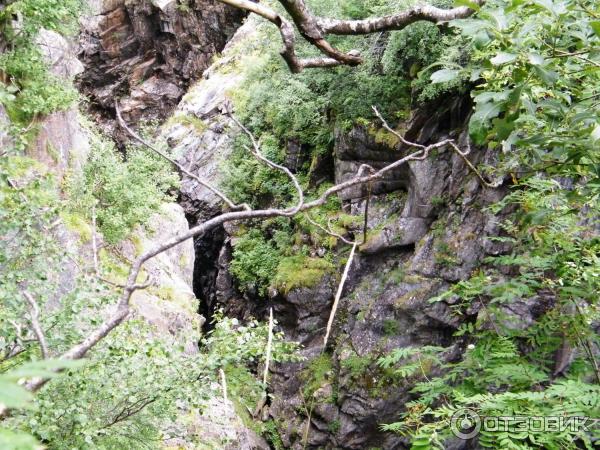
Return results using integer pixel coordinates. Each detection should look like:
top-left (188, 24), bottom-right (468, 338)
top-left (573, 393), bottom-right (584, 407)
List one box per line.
top-left (219, 368), bottom-right (228, 401)
top-left (91, 205), bottom-right (99, 276)
top-left (448, 142), bottom-right (502, 188)
top-left (263, 308), bottom-right (274, 386)
top-left (115, 103), bottom-right (242, 211)
top-left (22, 291), bottom-right (49, 359)
top-left (323, 242), bottom-right (357, 350)
top-left (228, 113), bottom-right (305, 215)
top-left (304, 213), bottom-right (357, 245)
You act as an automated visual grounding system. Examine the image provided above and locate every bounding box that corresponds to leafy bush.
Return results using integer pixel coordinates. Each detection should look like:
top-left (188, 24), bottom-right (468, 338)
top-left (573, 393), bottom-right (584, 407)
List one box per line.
top-left (0, 0), bottom-right (83, 123)
top-left (67, 132), bottom-right (179, 244)
top-left (230, 229), bottom-right (282, 295)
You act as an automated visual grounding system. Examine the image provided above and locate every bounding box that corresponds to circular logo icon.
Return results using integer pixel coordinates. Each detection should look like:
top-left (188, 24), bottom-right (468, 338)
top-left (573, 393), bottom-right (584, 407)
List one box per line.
top-left (451, 408), bottom-right (481, 440)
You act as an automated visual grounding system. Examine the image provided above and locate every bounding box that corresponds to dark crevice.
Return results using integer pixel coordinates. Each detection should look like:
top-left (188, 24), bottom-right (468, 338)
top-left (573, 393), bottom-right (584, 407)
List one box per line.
top-left (184, 209), bottom-right (226, 333)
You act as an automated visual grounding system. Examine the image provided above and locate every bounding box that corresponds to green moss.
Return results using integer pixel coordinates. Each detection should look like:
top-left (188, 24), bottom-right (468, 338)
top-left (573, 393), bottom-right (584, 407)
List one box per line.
top-left (165, 112), bottom-right (207, 134)
top-left (301, 354), bottom-right (333, 400)
top-left (327, 419), bottom-right (341, 434)
top-left (435, 241), bottom-right (460, 267)
top-left (178, 252), bottom-right (190, 270)
top-left (273, 255), bottom-right (335, 294)
top-left (147, 285), bottom-right (196, 312)
top-left (386, 266), bottom-right (405, 284)
top-left (394, 286), bottom-right (431, 309)
top-left (60, 211), bottom-right (92, 242)
top-left (46, 142), bottom-right (60, 163)
top-left (370, 125), bottom-right (401, 148)
top-left (130, 234), bottom-right (145, 257)
top-left (383, 319), bottom-right (401, 336)
top-left (98, 248), bottom-right (129, 284)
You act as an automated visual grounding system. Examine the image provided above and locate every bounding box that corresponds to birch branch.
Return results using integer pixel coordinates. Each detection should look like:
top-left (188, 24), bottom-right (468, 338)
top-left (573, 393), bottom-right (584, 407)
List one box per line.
top-left (23, 291), bottom-right (49, 359)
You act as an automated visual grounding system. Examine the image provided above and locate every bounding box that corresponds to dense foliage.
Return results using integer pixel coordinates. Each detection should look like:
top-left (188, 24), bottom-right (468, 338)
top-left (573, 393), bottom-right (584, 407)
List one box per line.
top-left (219, 0), bottom-right (600, 448)
top-left (377, 0), bottom-right (600, 448)
top-left (66, 129), bottom-right (179, 244)
top-left (0, 0), bottom-right (82, 124)
top-left (2, 0), bottom-right (599, 449)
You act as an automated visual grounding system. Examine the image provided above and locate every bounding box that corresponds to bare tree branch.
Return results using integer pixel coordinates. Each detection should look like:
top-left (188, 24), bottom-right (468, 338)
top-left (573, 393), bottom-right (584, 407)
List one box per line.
top-left (115, 103), bottom-right (244, 211)
top-left (317, 1), bottom-right (485, 34)
top-left (323, 242), bottom-right (357, 350)
top-left (22, 292), bottom-right (49, 359)
top-left (216, 0), bottom-right (484, 72)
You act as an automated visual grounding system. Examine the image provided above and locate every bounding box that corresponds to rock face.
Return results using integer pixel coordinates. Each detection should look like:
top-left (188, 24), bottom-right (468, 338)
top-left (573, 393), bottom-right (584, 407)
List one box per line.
top-left (167, 35), bottom-right (513, 445)
top-left (6, 21), bottom-right (263, 449)
top-left (160, 18), bottom-right (260, 328)
top-left (263, 101), bottom-right (510, 450)
top-left (78, 0), bottom-right (245, 126)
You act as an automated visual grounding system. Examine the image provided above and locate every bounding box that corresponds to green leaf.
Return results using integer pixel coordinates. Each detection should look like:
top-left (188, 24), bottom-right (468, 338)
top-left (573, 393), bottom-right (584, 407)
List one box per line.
top-left (591, 21), bottom-right (600, 38)
top-left (2, 359), bottom-right (86, 381)
top-left (430, 69), bottom-right (460, 84)
top-left (490, 52), bottom-right (518, 66)
top-left (469, 101), bottom-right (504, 144)
top-left (533, 66), bottom-right (559, 85)
top-left (0, 380), bottom-right (34, 409)
top-left (450, 18), bottom-right (489, 36)
top-left (0, 428), bottom-right (39, 450)
top-left (453, 0), bottom-right (481, 10)
top-left (527, 53), bottom-right (545, 66)
top-left (591, 125), bottom-right (600, 142)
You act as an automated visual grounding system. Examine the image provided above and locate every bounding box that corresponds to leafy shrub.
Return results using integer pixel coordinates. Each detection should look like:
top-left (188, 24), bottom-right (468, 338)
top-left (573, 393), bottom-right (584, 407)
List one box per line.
top-left (0, 0), bottom-right (83, 123)
top-left (229, 229), bottom-right (282, 295)
top-left (67, 132), bottom-right (179, 244)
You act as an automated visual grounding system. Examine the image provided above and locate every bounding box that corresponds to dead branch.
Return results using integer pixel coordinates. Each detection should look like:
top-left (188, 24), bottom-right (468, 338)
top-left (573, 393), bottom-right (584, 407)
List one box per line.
top-left (22, 291), bottom-right (49, 359)
top-left (323, 242), bottom-right (357, 350)
top-left (115, 103), bottom-right (244, 211)
top-left (304, 213), bottom-right (357, 246)
top-left (263, 307), bottom-right (274, 386)
top-left (447, 141), bottom-right (502, 188)
top-left (373, 106), bottom-right (501, 189)
top-left (216, 0), bottom-right (484, 72)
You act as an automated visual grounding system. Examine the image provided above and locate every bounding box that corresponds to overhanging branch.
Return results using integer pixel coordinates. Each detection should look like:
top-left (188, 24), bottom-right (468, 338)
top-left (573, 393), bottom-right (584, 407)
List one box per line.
top-left (215, 0), bottom-right (484, 72)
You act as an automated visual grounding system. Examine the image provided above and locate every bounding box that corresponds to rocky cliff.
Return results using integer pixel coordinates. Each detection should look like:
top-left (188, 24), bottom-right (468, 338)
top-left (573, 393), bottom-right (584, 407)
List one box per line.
top-left (158, 18), bottom-right (518, 449)
top-left (78, 0), bottom-right (245, 132)
top-left (1, 6), bottom-right (265, 448)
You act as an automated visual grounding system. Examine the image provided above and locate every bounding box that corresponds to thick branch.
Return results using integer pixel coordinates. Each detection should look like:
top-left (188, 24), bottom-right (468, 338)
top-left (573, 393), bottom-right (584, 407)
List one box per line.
top-left (217, 0), bottom-right (360, 72)
top-left (215, 0), bottom-right (483, 71)
top-left (318, 1), bottom-right (485, 35)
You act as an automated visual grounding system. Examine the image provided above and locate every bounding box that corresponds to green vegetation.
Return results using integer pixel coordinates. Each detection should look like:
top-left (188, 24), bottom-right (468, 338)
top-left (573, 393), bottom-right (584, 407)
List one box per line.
top-left (341, 353), bottom-right (376, 379)
top-left (0, 0), bottom-right (83, 125)
top-left (66, 130), bottom-right (179, 244)
top-left (379, 1), bottom-right (600, 448)
top-left (3, 0), bottom-right (600, 449)
top-left (222, 0), bottom-right (467, 295)
top-left (301, 353), bottom-right (334, 400)
top-left (273, 255), bottom-right (335, 293)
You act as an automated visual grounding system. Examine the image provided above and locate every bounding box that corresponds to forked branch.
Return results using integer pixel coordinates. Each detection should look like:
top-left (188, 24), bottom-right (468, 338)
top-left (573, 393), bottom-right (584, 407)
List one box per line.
top-left (216, 0), bottom-right (484, 72)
